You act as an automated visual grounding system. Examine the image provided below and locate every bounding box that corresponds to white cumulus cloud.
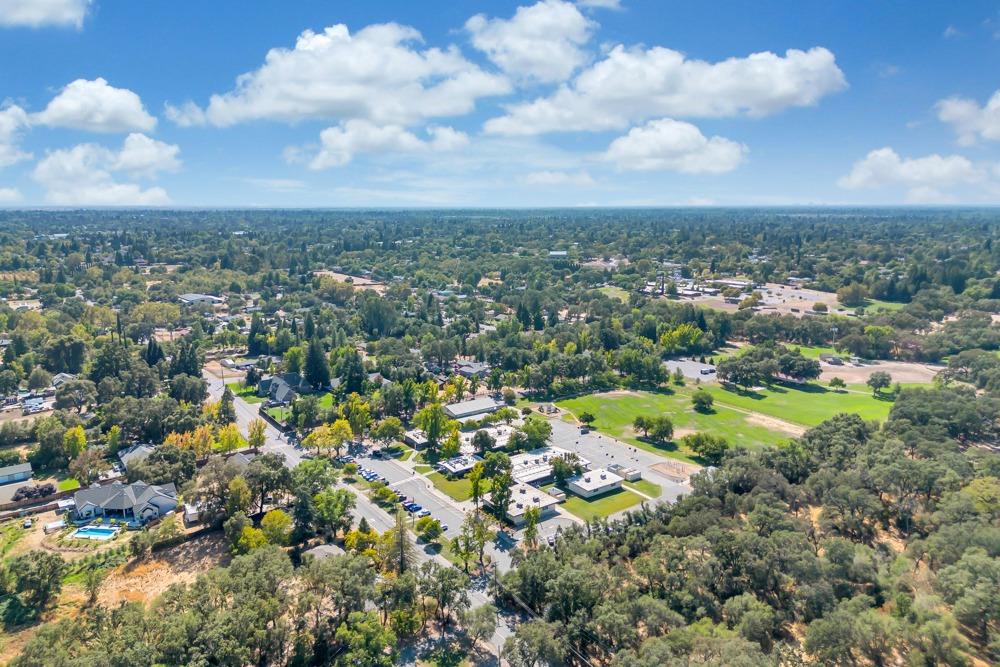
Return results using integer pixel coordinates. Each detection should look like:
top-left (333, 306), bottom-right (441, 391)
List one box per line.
top-left (32, 133), bottom-right (180, 205)
top-left (0, 187), bottom-right (21, 203)
top-left (936, 90), bottom-right (1000, 145)
top-left (34, 78), bottom-right (157, 133)
top-left (0, 104), bottom-right (31, 167)
top-left (838, 147), bottom-right (985, 202)
top-left (167, 23), bottom-right (509, 128)
top-left (306, 120), bottom-right (469, 169)
top-left (0, 0), bottom-right (90, 28)
top-left (466, 0), bottom-right (595, 83)
top-left (485, 45), bottom-right (846, 135)
top-left (603, 118), bottom-right (746, 173)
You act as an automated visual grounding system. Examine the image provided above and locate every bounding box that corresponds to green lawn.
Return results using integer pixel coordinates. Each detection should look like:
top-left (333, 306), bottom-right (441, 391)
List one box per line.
top-left (57, 477), bottom-right (80, 492)
top-left (847, 298), bottom-right (906, 312)
top-left (234, 386), bottom-right (264, 404)
top-left (426, 472), bottom-right (474, 502)
top-left (414, 464), bottom-right (433, 474)
top-left (561, 488), bottom-right (644, 521)
top-left (598, 285), bottom-right (630, 302)
top-left (558, 390), bottom-right (792, 462)
top-left (693, 382), bottom-right (895, 427)
top-left (266, 405), bottom-right (291, 422)
top-left (624, 479), bottom-right (661, 498)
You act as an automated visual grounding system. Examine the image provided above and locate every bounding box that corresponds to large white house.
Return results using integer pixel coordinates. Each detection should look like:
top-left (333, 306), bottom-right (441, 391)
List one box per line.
top-left (74, 481), bottom-right (178, 526)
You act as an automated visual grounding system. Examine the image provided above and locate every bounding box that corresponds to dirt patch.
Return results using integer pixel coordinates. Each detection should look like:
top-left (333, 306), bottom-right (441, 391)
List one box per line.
top-left (821, 360), bottom-right (941, 384)
top-left (97, 532), bottom-right (228, 607)
top-left (744, 412), bottom-right (807, 437)
top-left (203, 360), bottom-right (246, 381)
top-left (602, 390), bottom-right (642, 398)
top-left (651, 460), bottom-right (701, 482)
top-left (672, 427), bottom-right (696, 439)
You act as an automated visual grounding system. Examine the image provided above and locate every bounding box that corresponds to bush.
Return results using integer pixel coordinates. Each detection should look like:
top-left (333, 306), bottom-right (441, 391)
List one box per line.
top-left (692, 389), bottom-right (714, 413)
top-left (12, 483), bottom-right (57, 502)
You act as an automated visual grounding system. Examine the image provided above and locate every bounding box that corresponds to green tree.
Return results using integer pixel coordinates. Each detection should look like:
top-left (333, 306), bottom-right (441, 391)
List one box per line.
top-left (867, 371), bottom-right (892, 396)
top-left (304, 337), bottom-right (331, 389)
top-left (691, 389), bottom-right (714, 412)
top-left (260, 508), bottom-right (292, 546)
top-left (334, 611), bottom-right (396, 667)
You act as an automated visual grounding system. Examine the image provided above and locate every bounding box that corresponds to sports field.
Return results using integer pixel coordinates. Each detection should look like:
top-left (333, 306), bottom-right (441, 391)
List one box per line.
top-left (557, 381), bottom-right (901, 461)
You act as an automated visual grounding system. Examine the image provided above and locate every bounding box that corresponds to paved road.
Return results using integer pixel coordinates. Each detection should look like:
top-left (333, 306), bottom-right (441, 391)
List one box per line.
top-left (203, 372), bottom-right (511, 659)
top-left (202, 372), bottom-right (303, 467)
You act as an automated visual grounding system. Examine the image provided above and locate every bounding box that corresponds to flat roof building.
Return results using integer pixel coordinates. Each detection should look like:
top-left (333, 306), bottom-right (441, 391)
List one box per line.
top-left (444, 397), bottom-right (501, 420)
top-left (510, 446), bottom-right (590, 485)
top-left (491, 482), bottom-right (560, 526)
top-left (567, 468), bottom-right (623, 499)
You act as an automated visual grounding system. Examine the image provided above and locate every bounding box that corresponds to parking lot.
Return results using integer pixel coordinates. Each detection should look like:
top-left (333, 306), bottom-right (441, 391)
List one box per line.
top-left (664, 358), bottom-right (717, 380)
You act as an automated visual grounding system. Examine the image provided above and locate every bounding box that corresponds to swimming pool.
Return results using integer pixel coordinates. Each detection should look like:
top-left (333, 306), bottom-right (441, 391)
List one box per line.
top-left (72, 525), bottom-right (120, 540)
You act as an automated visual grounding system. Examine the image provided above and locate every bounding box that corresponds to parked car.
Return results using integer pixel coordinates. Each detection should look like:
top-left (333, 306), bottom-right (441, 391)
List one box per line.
top-left (417, 509), bottom-right (431, 518)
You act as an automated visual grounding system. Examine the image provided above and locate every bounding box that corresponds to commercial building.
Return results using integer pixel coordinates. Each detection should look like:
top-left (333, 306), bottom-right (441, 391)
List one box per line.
top-left (510, 446), bottom-right (590, 485)
top-left (492, 482), bottom-right (560, 526)
top-left (567, 468), bottom-right (624, 498)
top-left (444, 397), bottom-right (501, 420)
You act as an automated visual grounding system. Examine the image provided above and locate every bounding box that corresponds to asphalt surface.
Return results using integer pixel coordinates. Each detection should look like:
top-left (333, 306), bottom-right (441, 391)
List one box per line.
top-left (202, 372), bottom-right (512, 657)
top-left (664, 357), bottom-right (718, 380)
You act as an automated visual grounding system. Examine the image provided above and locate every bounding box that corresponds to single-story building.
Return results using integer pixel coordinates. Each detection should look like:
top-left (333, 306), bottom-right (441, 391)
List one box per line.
top-left (404, 429), bottom-right (429, 448)
top-left (607, 463), bottom-right (641, 482)
top-left (444, 397), bottom-right (501, 420)
top-left (0, 462), bottom-right (32, 485)
top-left (510, 446), bottom-right (590, 485)
top-left (438, 454), bottom-right (483, 477)
top-left (178, 293), bottom-right (224, 306)
top-left (567, 468), bottom-right (623, 499)
top-left (118, 443), bottom-right (155, 472)
top-left (491, 482), bottom-right (560, 527)
top-left (303, 543), bottom-right (346, 560)
top-left (74, 481), bottom-right (178, 525)
top-left (454, 360), bottom-right (490, 379)
top-left (51, 372), bottom-right (77, 388)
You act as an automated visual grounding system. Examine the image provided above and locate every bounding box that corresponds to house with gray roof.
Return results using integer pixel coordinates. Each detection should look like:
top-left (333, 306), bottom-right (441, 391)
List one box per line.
top-left (118, 443), bottom-right (155, 471)
top-left (0, 462), bottom-right (32, 485)
top-left (73, 481), bottom-right (178, 525)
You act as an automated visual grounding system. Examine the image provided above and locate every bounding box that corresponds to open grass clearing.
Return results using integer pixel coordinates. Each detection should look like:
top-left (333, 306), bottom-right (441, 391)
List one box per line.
top-left (426, 472), bottom-right (474, 503)
top-left (560, 488), bottom-right (644, 521)
top-left (597, 285), bottom-right (630, 302)
top-left (690, 381), bottom-right (896, 427)
top-left (624, 479), bottom-right (661, 498)
top-left (557, 390), bottom-right (792, 463)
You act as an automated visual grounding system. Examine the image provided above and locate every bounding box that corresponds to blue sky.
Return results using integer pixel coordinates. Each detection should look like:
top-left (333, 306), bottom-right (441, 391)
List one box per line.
top-left (1, 0), bottom-right (1000, 207)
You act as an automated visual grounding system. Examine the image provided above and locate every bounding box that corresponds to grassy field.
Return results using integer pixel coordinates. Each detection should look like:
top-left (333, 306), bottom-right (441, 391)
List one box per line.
top-left (598, 285), bottom-right (630, 302)
top-left (561, 488), bottom-right (644, 521)
top-left (558, 382), bottom-right (901, 461)
top-left (624, 479), bottom-right (661, 498)
top-left (694, 382), bottom-right (895, 427)
top-left (558, 390), bottom-right (792, 462)
top-left (426, 472), bottom-right (475, 502)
